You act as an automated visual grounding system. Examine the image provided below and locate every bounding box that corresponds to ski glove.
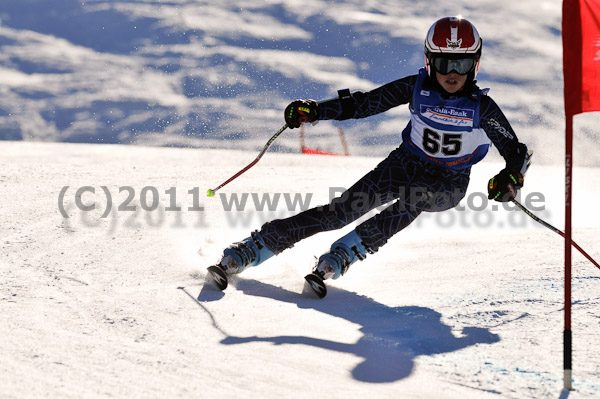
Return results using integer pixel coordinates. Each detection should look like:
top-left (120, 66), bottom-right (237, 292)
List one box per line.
top-left (284, 99), bottom-right (319, 129)
top-left (487, 168), bottom-right (524, 202)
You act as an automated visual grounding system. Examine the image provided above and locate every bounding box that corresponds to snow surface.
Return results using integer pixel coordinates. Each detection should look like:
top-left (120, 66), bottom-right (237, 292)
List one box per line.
top-left (1, 141), bottom-right (599, 398)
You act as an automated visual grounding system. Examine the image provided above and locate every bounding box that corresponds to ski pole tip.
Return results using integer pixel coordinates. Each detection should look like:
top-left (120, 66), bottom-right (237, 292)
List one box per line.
top-left (207, 188), bottom-right (216, 197)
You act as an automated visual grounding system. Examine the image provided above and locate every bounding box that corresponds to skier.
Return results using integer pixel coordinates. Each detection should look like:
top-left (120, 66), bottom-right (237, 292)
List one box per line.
top-left (208, 16), bottom-right (531, 297)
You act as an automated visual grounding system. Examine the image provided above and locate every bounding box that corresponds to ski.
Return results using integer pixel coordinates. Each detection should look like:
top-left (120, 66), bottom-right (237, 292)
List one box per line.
top-left (207, 265), bottom-right (229, 291)
top-left (304, 272), bottom-right (327, 299)
top-left (208, 264), bottom-right (327, 298)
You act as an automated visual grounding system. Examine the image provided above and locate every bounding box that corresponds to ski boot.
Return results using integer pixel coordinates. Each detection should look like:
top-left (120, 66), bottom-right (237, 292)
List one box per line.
top-left (304, 230), bottom-right (368, 298)
top-left (207, 231), bottom-right (274, 291)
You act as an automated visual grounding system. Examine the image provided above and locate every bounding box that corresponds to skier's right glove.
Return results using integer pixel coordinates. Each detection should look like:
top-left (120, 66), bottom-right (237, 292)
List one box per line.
top-left (284, 99), bottom-right (319, 129)
top-left (487, 168), bottom-right (524, 202)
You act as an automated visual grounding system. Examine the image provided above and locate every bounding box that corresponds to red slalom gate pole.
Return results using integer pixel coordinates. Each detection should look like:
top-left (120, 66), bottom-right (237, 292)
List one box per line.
top-left (561, 0), bottom-right (600, 390)
top-left (564, 113), bottom-right (574, 391)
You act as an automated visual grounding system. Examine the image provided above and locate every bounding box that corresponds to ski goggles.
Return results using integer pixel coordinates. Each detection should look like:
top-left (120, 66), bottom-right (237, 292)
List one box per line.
top-left (431, 56), bottom-right (477, 75)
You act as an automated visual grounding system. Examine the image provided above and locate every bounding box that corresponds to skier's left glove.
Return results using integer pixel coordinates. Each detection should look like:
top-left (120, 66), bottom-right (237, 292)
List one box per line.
top-left (284, 99), bottom-right (319, 129)
top-left (487, 168), bottom-right (524, 202)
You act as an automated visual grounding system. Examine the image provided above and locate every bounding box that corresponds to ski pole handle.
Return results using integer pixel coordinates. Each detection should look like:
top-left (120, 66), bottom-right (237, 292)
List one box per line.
top-left (207, 124), bottom-right (288, 197)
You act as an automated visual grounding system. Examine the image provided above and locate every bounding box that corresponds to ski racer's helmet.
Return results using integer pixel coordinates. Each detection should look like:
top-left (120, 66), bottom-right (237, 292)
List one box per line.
top-left (424, 17), bottom-right (482, 79)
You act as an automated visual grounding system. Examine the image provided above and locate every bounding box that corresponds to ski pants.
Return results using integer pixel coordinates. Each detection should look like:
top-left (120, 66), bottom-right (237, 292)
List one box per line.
top-left (259, 144), bottom-right (471, 254)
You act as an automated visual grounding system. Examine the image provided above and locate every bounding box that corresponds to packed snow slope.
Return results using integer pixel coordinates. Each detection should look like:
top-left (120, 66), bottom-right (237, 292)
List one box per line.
top-left (0, 0), bottom-right (599, 165)
top-left (1, 141), bottom-right (599, 398)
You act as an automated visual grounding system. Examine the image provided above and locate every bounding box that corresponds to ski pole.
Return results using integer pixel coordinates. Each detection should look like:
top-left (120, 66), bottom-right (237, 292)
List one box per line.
top-left (207, 124), bottom-right (288, 197)
top-left (511, 199), bottom-right (600, 270)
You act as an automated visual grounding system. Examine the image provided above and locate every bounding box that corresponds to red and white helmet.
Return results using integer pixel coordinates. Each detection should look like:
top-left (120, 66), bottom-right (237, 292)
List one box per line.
top-left (424, 17), bottom-right (482, 77)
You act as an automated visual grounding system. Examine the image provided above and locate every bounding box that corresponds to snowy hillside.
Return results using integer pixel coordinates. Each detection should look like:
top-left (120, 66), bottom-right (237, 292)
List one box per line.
top-left (1, 141), bottom-right (599, 398)
top-left (1, 1), bottom-right (600, 398)
top-left (0, 0), bottom-right (599, 165)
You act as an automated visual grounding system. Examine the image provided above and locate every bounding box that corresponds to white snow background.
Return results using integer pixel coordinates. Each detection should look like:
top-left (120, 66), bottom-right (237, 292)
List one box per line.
top-left (1, 0), bottom-right (600, 398)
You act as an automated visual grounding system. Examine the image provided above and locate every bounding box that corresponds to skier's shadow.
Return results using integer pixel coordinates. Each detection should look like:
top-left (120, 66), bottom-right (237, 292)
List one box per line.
top-left (202, 279), bottom-right (500, 383)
